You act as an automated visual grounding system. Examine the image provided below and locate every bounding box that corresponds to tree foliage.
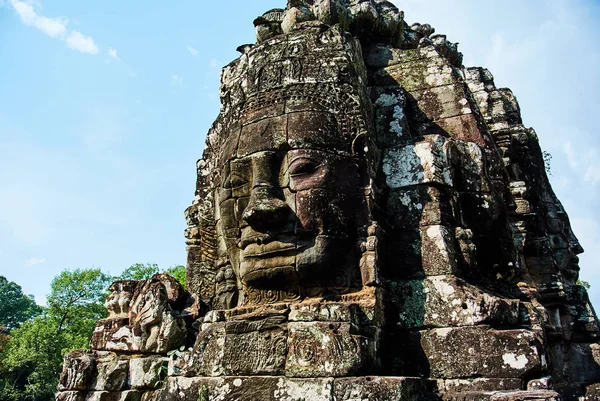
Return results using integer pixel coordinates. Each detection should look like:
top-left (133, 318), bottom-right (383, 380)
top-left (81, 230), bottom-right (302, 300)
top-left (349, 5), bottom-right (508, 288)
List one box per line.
top-left (117, 262), bottom-right (160, 281)
top-left (0, 269), bottom-right (111, 401)
top-left (0, 276), bottom-right (42, 330)
top-left (165, 265), bottom-right (186, 288)
top-left (0, 263), bottom-right (185, 401)
top-left (578, 279), bottom-right (591, 291)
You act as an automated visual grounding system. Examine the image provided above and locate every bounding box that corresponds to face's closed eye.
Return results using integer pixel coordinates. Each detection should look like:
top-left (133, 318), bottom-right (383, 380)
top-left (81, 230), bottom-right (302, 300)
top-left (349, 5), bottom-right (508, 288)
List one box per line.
top-left (289, 156), bottom-right (321, 177)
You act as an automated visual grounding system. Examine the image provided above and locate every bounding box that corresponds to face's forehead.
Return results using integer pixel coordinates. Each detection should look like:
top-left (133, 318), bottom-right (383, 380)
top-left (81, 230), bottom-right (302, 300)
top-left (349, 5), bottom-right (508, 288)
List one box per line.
top-left (219, 109), bottom-right (350, 164)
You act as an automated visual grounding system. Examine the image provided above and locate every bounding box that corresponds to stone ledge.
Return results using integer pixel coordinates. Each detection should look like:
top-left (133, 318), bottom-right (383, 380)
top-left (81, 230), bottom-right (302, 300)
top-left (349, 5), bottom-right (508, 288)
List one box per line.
top-left (441, 390), bottom-right (560, 401)
top-left (155, 376), bottom-right (438, 401)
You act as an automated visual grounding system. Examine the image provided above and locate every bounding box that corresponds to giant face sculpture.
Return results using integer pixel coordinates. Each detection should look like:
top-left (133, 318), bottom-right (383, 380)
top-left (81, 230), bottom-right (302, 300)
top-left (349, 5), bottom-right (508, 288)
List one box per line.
top-left (213, 107), bottom-right (365, 307)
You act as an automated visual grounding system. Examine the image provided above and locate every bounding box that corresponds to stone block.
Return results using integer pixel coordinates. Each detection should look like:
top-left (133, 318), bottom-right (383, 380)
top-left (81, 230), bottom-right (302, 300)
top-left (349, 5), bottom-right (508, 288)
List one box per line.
top-left (405, 83), bottom-right (473, 123)
top-left (442, 390), bottom-right (561, 401)
top-left (160, 376), bottom-right (443, 401)
top-left (372, 58), bottom-right (456, 91)
top-left (221, 318), bottom-right (288, 376)
top-left (583, 384), bottom-right (600, 400)
top-left (385, 225), bottom-right (459, 279)
top-left (286, 322), bottom-right (377, 377)
top-left (390, 276), bottom-right (523, 330)
top-left (287, 111), bottom-right (345, 151)
top-left (55, 392), bottom-right (86, 401)
top-left (90, 318), bottom-right (129, 351)
top-left (420, 225), bottom-right (459, 276)
top-left (333, 377), bottom-right (438, 401)
top-left (382, 136), bottom-right (453, 189)
top-left (158, 376), bottom-right (293, 401)
top-left (176, 317), bottom-right (288, 377)
top-left (436, 114), bottom-right (487, 146)
top-left (58, 350), bottom-right (97, 391)
top-left (274, 378), bottom-right (334, 401)
top-left (238, 115), bottom-right (287, 157)
top-left (371, 87), bottom-right (410, 146)
top-left (93, 352), bottom-right (129, 391)
top-left (437, 378), bottom-right (523, 393)
top-left (386, 185), bottom-right (457, 230)
top-left (288, 299), bottom-right (381, 327)
top-left (407, 326), bottom-right (546, 379)
top-left (364, 43), bottom-right (440, 68)
top-left (567, 343), bottom-right (600, 385)
top-left (129, 356), bottom-right (168, 390)
top-left (85, 392), bottom-right (141, 401)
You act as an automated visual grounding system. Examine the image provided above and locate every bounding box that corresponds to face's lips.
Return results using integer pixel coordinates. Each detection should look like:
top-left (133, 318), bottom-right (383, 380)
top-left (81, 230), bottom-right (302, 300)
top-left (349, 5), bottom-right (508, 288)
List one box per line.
top-left (243, 240), bottom-right (297, 258)
top-left (239, 231), bottom-right (295, 250)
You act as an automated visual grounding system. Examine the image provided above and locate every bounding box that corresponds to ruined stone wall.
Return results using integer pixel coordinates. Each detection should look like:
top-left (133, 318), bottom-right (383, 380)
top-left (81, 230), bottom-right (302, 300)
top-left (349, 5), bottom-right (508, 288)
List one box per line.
top-left (57, 1), bottom-right (600, 400)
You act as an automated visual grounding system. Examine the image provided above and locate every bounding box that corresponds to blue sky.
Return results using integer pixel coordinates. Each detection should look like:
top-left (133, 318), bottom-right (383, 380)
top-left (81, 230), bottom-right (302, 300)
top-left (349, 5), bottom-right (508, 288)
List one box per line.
top-left (1, 0), bottom-right (599, 309)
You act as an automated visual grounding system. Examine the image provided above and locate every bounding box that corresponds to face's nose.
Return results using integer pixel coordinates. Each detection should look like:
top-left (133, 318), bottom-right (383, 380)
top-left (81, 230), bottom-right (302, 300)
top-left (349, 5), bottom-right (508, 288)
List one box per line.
top-left (242, 186), bottom-right (289, 228)
top-left (242, 152), bottom-right (290, 229)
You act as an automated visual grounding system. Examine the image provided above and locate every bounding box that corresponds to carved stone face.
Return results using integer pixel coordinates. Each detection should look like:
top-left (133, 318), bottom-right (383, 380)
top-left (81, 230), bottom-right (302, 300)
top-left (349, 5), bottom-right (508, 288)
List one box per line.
top-left (104, 281), bottom-right (138, 318)
top-left (214, 109), bottom-right (362, 304)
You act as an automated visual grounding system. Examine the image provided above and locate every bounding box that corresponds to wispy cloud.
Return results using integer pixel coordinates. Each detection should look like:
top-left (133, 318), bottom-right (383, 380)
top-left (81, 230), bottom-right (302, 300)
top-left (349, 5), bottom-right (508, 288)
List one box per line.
top-left (187, 45), bottom-right (198, 56)
top-left (563, 142), bottom-right (578, 169)
top-left (25, 257), bottom-right (46, 267)
top-left (585, 166), bottom-right (600, 186)
top-left (66, 30), bottom-right (99, 54)
top-left (10, 0), bottom-right (68, 39)
top-left (108, 48), bottom-right (119, 61)
top-left (9, 0), bottom-right (99, 55)
top-left (563, 141), bottom-right (600, 187)
top-left (171, 74), bottom-right (183, 85)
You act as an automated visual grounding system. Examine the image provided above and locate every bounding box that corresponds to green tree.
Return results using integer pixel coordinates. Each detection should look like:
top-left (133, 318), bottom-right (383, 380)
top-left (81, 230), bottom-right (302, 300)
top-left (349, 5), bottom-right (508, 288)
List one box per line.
top-left (0, 269), bottom-right (112, 401)
top-left (165, 265), bottom-right (186, 288)
top-left (0, 276), bottom-right (42, 330)
top-left (117, 262), bottom-right (160, 281)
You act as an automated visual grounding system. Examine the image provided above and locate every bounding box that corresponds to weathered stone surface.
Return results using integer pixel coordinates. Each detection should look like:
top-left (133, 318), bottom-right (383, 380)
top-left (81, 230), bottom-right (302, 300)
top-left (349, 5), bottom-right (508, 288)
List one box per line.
top-left (333, 377), bottom-right (438, 401)
top-left (402, 326), bottom-right (546, 379)
top-left (286, 322), bottom-right (377, 377)
top-left (442, 390), bottom-right (561, 401)
top-left (93, 352), bottom-right (129, 391)
top-left (567, 343), bottom-right (600, 385)
top-left (390, 276), bottom-right (524, 329)
top-left (58, 350), bottom-right (97, 391)
top-left (90, 276), bottom-right (187, 354)
top-left (56, 391), bottom-right (86, 401)
top-left (85, 392), bottom-right (141, 401)
top-left (129, 357), bottom-right (168, 390)
top-left (437, 378), bottom-right (523, 393)
top-left (382, 136), bottom-right (453, 189)
top-left (57, 2), bottom-right (600, 400)
top-left (153, 376), bottom-right (441, 401)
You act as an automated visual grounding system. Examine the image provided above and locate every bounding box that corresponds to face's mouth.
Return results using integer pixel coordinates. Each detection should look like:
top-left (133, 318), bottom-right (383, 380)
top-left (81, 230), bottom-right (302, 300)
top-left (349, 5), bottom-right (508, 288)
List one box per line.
top-left (239, 230), bottom-right (296, 250)
top-left (242, 240), bottom-right (297, 258)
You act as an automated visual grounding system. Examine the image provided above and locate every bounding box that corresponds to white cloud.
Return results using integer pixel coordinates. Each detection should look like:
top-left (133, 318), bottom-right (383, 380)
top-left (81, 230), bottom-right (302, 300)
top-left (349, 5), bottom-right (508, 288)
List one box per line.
top-left (209, 58), bottom-right (218, 69)
top-left (10, 0), bottom-right (68, 39)
top-left (563, 142), bottom-right (578, 169)
top-left (187, 45), bottom-right (198, 56)
top-left (585, 165), bottom-right (600, 186)
top-left (25, 257), bottom-right (46, 267)
top-left (66, 30), bottom-right (99, 54)
top-left (171, 74), bottom-right (183, 85)
top-left (9, 1), bottom-right (100, 55)
top-left (108, 47), bottom-right (119, 60)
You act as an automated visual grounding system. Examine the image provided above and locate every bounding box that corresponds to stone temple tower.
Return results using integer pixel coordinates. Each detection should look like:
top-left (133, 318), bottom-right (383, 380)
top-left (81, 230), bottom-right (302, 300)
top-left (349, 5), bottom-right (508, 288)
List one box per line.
top-left (57, 1), bottom-right (600, 400)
